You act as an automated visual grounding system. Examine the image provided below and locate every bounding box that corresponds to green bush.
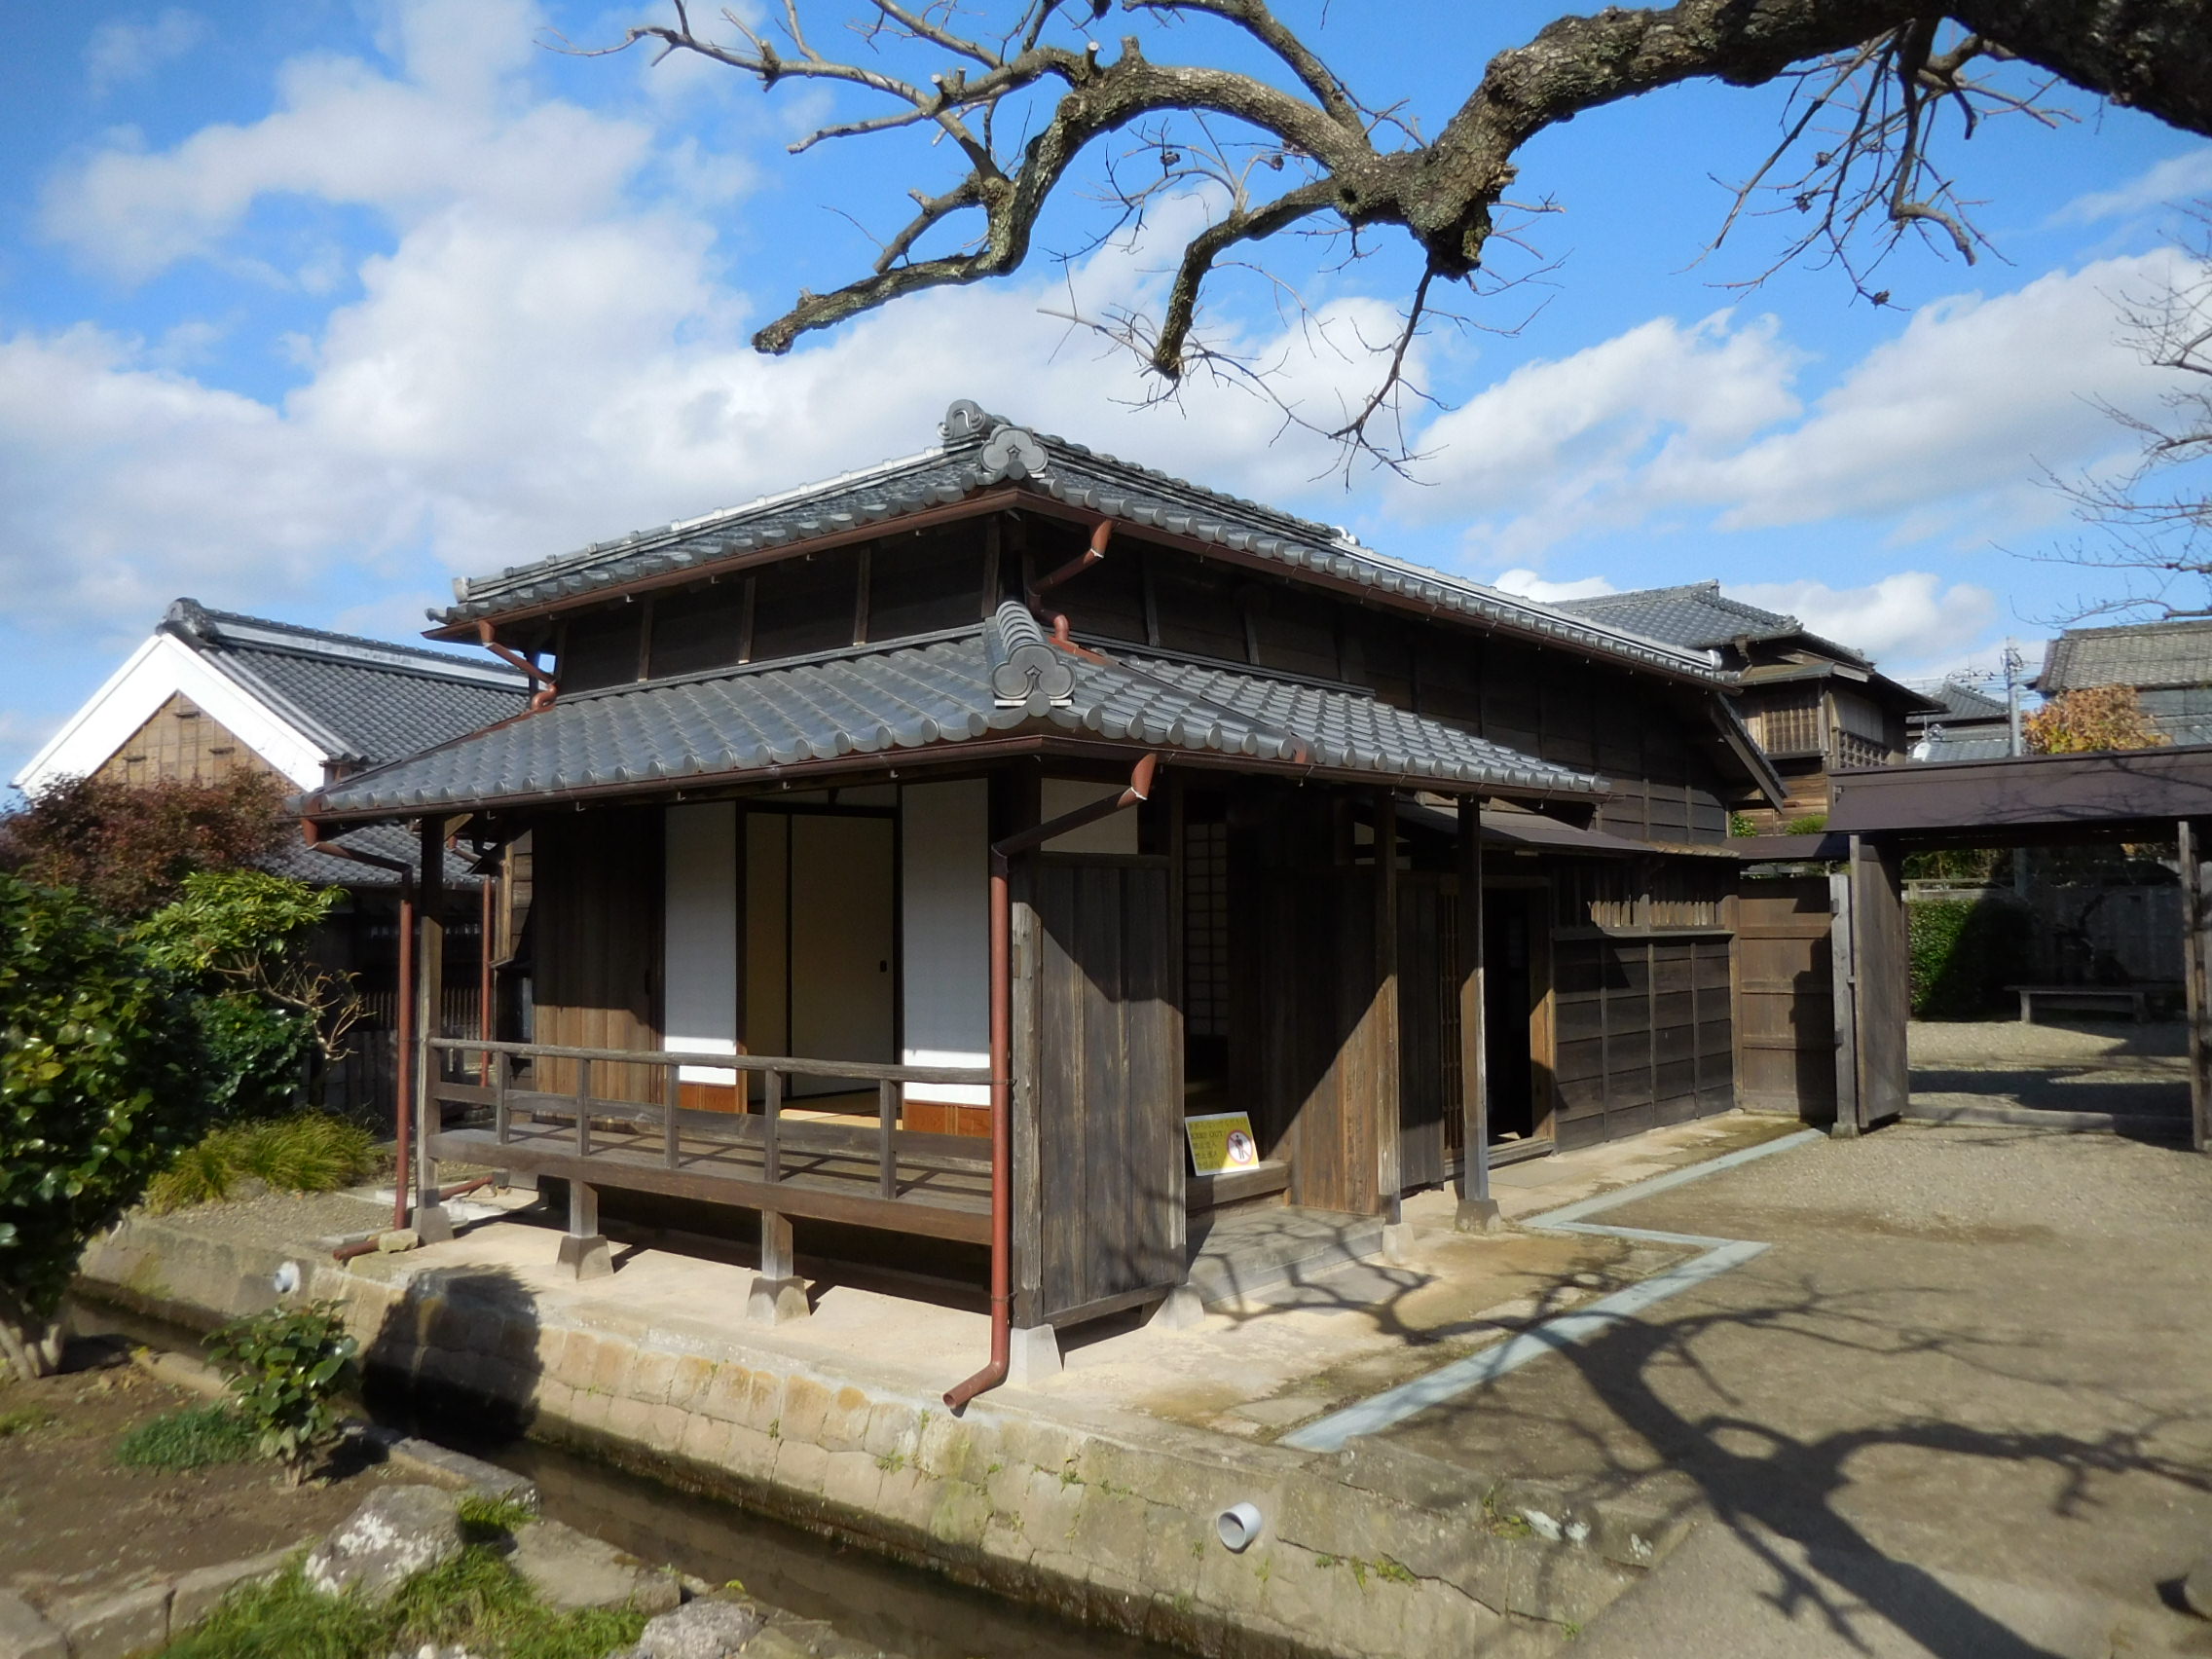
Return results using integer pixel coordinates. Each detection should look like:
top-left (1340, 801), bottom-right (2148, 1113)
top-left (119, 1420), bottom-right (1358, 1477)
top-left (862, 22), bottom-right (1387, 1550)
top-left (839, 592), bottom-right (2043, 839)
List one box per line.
top-left (162, 1553), bottom-right (649, 1659)
top-left (0, 873), bottom-right (206, 1379)
top-left (146, 1114), bottom-right (378, 1213)
top-left (1909, 896), bottom-right (2035, 1018)
top-left (114, 1403), bottom-right (259, 1471)
top-left (1782, 813), bottom-right (1829, 835)
top-left (203, 1303), bottom-right (357, 1482)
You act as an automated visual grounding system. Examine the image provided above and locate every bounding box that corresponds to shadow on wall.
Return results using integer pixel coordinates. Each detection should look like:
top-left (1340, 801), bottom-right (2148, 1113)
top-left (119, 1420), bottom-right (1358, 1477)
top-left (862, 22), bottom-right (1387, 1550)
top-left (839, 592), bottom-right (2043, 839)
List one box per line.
top-left (360, 1265), bottom-right (541, 1450)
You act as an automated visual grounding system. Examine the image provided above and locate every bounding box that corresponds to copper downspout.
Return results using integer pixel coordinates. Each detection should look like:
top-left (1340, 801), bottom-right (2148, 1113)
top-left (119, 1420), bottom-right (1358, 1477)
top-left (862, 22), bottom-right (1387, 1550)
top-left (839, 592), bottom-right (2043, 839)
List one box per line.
top-left (475, 620), bottom-right (559, 712)
top-left (479, 873), bottom-right (497, 1083)
top-left (945, 751), bottom-right (1161, 1414)
top-left (301, 820), bottom-right (417, 1232)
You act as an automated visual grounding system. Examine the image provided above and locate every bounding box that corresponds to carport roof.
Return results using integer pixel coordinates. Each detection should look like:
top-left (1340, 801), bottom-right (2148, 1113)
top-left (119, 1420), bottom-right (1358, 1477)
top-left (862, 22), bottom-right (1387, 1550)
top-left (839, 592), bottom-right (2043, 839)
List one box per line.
top-left (296, 623), bottom-right (1604, 820)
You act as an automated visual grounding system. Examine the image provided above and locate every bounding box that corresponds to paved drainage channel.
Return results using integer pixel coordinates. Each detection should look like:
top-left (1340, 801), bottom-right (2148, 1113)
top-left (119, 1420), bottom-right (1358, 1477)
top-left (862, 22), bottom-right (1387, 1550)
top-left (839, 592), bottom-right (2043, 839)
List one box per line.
top-left (1283, 1128), bottom-right (1825, 1454)
top-left (60, 1297), bottom-right (1174, 1659)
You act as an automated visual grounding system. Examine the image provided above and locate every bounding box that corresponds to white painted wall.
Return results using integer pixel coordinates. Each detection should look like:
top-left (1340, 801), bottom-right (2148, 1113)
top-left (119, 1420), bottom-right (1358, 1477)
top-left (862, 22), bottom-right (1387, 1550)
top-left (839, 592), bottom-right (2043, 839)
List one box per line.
top-left (1042, 777), bottom-right (1139, 855)
top-left (663, 803), bottom-right (738, 1084)
top-left (901, 780), bottom-right (990, 1107)
top-left (13, 632), bottom-right (330, 793)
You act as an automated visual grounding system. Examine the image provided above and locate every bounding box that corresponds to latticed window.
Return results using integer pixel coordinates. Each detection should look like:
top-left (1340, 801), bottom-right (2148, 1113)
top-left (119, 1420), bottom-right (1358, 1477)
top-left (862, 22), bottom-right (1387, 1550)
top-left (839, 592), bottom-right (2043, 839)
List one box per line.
top-left (1184, 820), bottom-right (1231, 1038)
top-left (1831, 729), bottom-right (1888, 770)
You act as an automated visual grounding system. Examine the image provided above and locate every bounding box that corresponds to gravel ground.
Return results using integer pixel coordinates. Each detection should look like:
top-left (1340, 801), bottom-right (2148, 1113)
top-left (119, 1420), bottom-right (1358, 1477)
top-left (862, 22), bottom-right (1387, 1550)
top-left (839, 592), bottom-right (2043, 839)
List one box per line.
top-left (1384, 1123), bottom-right (2212, 1654)
top-left (1908, 1017), bottom-right (2186, 1069)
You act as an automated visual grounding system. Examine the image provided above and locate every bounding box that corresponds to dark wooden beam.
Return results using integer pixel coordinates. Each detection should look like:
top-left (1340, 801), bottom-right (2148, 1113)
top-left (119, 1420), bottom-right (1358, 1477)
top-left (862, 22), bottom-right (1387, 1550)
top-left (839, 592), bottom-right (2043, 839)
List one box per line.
top-left (1456, 796), bottom-right (1499, 1231)
top-left (2182, 819), bottom-right (2211, 1155)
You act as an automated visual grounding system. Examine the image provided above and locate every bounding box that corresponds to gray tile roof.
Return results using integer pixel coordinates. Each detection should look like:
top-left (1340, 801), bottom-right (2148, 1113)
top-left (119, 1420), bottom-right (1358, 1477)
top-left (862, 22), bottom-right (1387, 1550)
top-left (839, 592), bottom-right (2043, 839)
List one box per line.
top-left (1553, 580), bottom-right (1874, 666)
top-left (1911, 731), bottom-right (2016, 762)
top-left (434, 400), bottom-right (1729, 686)
top-left (300, 621), bottom-right (1602, 819)
top-left (1910, 680), bottom-right (2010, 724)
top-left (2037, 618), bottom-right (2212, 694)
top-left (166, 599), bottom-right (529, 767)
top-left (259, 819), bottom-right (484, 889)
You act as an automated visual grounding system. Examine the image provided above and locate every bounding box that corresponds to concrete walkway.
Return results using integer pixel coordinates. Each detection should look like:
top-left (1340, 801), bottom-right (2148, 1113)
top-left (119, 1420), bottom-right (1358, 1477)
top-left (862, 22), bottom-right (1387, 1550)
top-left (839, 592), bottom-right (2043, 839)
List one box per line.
top-left (1372, 1123), bottom-right (2212, 1656)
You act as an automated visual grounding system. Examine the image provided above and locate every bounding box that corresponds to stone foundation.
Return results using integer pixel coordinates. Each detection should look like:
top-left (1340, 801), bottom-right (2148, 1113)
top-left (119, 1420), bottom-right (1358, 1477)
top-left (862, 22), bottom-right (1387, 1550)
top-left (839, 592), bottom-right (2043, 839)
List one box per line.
top-left (78, 1213), bottom-right (1698, 1659)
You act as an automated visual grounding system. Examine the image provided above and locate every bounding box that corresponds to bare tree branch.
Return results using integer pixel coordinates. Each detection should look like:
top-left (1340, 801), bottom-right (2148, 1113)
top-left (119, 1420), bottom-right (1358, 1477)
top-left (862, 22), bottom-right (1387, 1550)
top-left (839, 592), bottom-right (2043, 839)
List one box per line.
top-left (573, 0), bottom-right (2212, 466)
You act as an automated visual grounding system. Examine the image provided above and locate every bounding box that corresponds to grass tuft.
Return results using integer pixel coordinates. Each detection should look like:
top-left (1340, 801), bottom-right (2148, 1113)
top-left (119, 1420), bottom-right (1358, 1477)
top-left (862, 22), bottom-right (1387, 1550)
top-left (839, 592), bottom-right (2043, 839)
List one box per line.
top-left (147, 1114), bottom-right (377, 1213)
top-left (162, 1551), bottom-right (648, 1659)
top-left (115, 1404), bottom-right (260, 1471)
top-left (0, 1403), bottom-right (55, 1440)
top-left (458, 1494), bottom-right (540, 1544)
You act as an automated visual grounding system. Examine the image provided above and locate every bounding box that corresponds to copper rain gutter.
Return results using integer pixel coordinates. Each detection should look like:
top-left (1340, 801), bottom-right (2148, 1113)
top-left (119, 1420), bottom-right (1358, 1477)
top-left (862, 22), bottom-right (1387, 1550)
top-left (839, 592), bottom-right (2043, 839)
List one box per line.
top-left (944, 749), bottom-right (1161, 1414)
top-left (301, 819), bottom-right (418, 1232)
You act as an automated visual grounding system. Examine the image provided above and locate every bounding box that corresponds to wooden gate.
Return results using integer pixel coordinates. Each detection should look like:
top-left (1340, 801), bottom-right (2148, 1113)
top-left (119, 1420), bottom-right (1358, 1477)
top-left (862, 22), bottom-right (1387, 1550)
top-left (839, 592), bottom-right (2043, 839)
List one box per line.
top-left (1734, 874), bottom-right (1838, 1123)
top-left (1834, 835), bottom-right (1909, 1132)
top-left (1016, 854), bottom-right (1185, 1327)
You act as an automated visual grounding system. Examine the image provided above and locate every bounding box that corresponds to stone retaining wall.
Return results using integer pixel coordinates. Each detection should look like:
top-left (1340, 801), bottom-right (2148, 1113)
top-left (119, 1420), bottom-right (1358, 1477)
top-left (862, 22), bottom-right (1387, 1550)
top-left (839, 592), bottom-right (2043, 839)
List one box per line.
top-left (78, 1214), bottom-right (1698, 1659)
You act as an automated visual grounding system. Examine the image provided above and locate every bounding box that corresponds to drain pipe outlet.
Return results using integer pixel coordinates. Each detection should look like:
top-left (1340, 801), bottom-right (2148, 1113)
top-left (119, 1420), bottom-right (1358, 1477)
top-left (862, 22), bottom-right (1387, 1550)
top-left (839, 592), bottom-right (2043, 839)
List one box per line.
top-left (1216, 1503), bottom-right (1266, 1552)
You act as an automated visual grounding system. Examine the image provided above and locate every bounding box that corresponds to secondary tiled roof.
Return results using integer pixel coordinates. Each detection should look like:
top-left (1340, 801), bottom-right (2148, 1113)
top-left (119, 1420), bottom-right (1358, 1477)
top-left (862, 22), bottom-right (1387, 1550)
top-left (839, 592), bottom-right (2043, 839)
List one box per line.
top-left (432, 400), bottom-right (1729, 686)
top-left (2037, 618), bottom-right (2212, 694)
top-left (1554, 581), bottom-right (1869, 666)
top-left (1910, 680), bottom-right (2010, 724)
top-left (260, 819), bottom-right (485, 889)
top-left (300, 621), bottom-right (1602, 819)
top-left (166, 599), bottom-right (529, 767)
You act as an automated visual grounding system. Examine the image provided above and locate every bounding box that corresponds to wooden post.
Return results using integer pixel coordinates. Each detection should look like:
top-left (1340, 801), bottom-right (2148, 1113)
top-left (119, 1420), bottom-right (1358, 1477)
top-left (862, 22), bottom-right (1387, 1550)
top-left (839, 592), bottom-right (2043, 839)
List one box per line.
top-left (747, 1208), bottom-right (808, 1323)
top-left (413, 817), bottom-right (454, 1242)
top-left (878, 1080), bottom-right (899, 1198)
top-left (1827, 859), bottom-right (1861, 1137)
top-left (557, 1179), bottom-right (610, 1280)
top-left (1375, 790), bottom-right (1405, 1239)
top-left (1456, 797), bottom-right (1500, 1232)
top-left (2181, 820), bottom-right (2211, 1154)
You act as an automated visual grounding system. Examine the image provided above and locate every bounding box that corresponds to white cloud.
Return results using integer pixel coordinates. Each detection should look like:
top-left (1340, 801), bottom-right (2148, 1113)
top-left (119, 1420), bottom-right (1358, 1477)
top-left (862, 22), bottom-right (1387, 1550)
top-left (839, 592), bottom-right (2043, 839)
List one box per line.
top-left (86, 9), bottom-right (208, 97)
top-left (1492, 569), bottom-right (1616, 603)
top-left (2061, 148), bottom-right (2212, 224)
top-left (1729, 572), bottom-right (1998, 675)
top-left (1396, 254), bottom-right (2195, 568)
top-left (1, 0), bottom-right (1404, 635)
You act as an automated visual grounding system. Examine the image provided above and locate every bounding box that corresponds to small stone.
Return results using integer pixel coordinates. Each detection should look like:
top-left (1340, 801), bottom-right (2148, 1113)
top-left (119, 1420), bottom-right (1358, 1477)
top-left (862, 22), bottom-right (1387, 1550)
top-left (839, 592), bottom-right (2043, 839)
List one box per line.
top-left (624, 1599), bottom-right (766, 1658)
top-left (378, 1230), bottom-right (423, 1253)
top-left (49, 1581), bottom-right (170, 1659)
top-left (511, 1520), bottom-right (679, 1615)
top-left (2185, 1555), bottom-right (2212, 1618)
top-left (305, 1486), bottom-right (463, 1601)
top-left (0, 1589), bottom-right (64, 1659)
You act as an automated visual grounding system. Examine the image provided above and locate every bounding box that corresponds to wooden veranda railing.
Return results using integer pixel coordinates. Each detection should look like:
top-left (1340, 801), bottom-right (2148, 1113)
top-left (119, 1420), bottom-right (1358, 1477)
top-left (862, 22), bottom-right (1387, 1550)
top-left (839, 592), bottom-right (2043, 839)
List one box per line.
top-left (423, 1038), bottom-right (995, 1244)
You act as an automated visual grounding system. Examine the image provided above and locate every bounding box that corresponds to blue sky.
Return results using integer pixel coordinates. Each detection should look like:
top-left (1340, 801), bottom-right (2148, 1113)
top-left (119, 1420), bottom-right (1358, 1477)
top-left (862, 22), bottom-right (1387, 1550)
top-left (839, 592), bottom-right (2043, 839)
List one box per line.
top-left (3, 0), bottom-right (2210, 786)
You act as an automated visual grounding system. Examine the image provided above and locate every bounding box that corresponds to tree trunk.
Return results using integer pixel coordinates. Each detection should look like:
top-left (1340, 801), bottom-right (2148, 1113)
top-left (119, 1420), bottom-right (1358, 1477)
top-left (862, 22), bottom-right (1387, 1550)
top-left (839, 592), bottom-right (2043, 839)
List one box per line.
top-left (0, 1286), bottom-right (63, 1382)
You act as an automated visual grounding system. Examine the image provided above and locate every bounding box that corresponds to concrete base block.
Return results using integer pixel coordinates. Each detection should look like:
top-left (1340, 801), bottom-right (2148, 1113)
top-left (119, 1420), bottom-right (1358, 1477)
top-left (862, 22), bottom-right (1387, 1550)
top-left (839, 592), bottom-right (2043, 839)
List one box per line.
top-left (1828, 1120), bottom-right (1862, 1141)
top-left (1455, 1198), bottom-right (1504, 1234)
top-left (556, 1235), bottom-right (613, 1281)
top-left (1147, 1286), bottom-right (1205, 1333)
top-left (1382, 1221), bottom-right (1419, 1265)
top-left (0, 1589), bottom-right (64, 1659)
top-left (746, 1274), bottom-right (810, 1325)
top-left (1006, 1322), bottom-right (1062, 1388)
top-left (413, 1204), bottom-right (456, 1244)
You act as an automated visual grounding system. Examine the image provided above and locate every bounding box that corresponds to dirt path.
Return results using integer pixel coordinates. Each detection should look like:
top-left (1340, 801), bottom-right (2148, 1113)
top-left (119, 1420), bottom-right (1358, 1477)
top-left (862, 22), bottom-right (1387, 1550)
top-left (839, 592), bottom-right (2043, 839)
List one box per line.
top-left (0, 1339), bottom-right (401, 1617)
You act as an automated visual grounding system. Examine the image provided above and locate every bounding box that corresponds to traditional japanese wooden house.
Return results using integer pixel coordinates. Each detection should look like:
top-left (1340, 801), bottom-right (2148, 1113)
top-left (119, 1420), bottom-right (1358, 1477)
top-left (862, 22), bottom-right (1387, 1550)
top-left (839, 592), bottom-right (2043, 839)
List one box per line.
top-left (296, 400), bottom-right (1787, 1394)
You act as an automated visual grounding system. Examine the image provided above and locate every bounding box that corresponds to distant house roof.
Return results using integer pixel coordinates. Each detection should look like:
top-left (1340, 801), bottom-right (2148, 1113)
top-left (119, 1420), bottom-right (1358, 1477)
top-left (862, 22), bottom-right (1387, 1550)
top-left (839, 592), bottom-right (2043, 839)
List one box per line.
top-left (2037, 617), bottom-right (2212, 694)
top-left (1553, 580), bottom-right (1859, 660)
top-left (300, 610), bottom-right (1604, 822)
top-left (1911, 680), bottom-right (2011, 724)
top-left (159, 599), bottom-right (528, 768)
top-left (428, 400), bottom-right (1731, 688)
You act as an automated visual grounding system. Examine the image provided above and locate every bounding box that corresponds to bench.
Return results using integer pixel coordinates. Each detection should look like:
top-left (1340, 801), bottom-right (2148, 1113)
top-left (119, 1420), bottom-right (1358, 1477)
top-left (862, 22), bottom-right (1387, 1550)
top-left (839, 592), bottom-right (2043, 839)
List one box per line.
top-left (2008, 984), bottom-right (2170, 1024)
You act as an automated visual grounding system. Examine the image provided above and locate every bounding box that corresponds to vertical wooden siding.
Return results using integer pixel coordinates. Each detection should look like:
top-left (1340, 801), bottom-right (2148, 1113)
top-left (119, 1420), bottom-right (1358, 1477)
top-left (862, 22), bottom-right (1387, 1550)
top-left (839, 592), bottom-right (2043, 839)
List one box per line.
top-left (530, 807), bottom-right (665, 1101)
top-left (1025, 856), bottom-right (1185, 1324)
top-left (1552, 932), bottom-right (1734, 1150)
top-left (1734, 875), bottom-right (1838, 1121)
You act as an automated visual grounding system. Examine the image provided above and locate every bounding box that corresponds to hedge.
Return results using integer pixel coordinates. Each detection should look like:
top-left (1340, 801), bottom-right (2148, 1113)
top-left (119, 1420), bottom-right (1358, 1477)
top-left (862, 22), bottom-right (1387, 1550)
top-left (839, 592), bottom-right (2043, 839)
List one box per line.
top-left (1908, 895), bottom-right (2034, 1019)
